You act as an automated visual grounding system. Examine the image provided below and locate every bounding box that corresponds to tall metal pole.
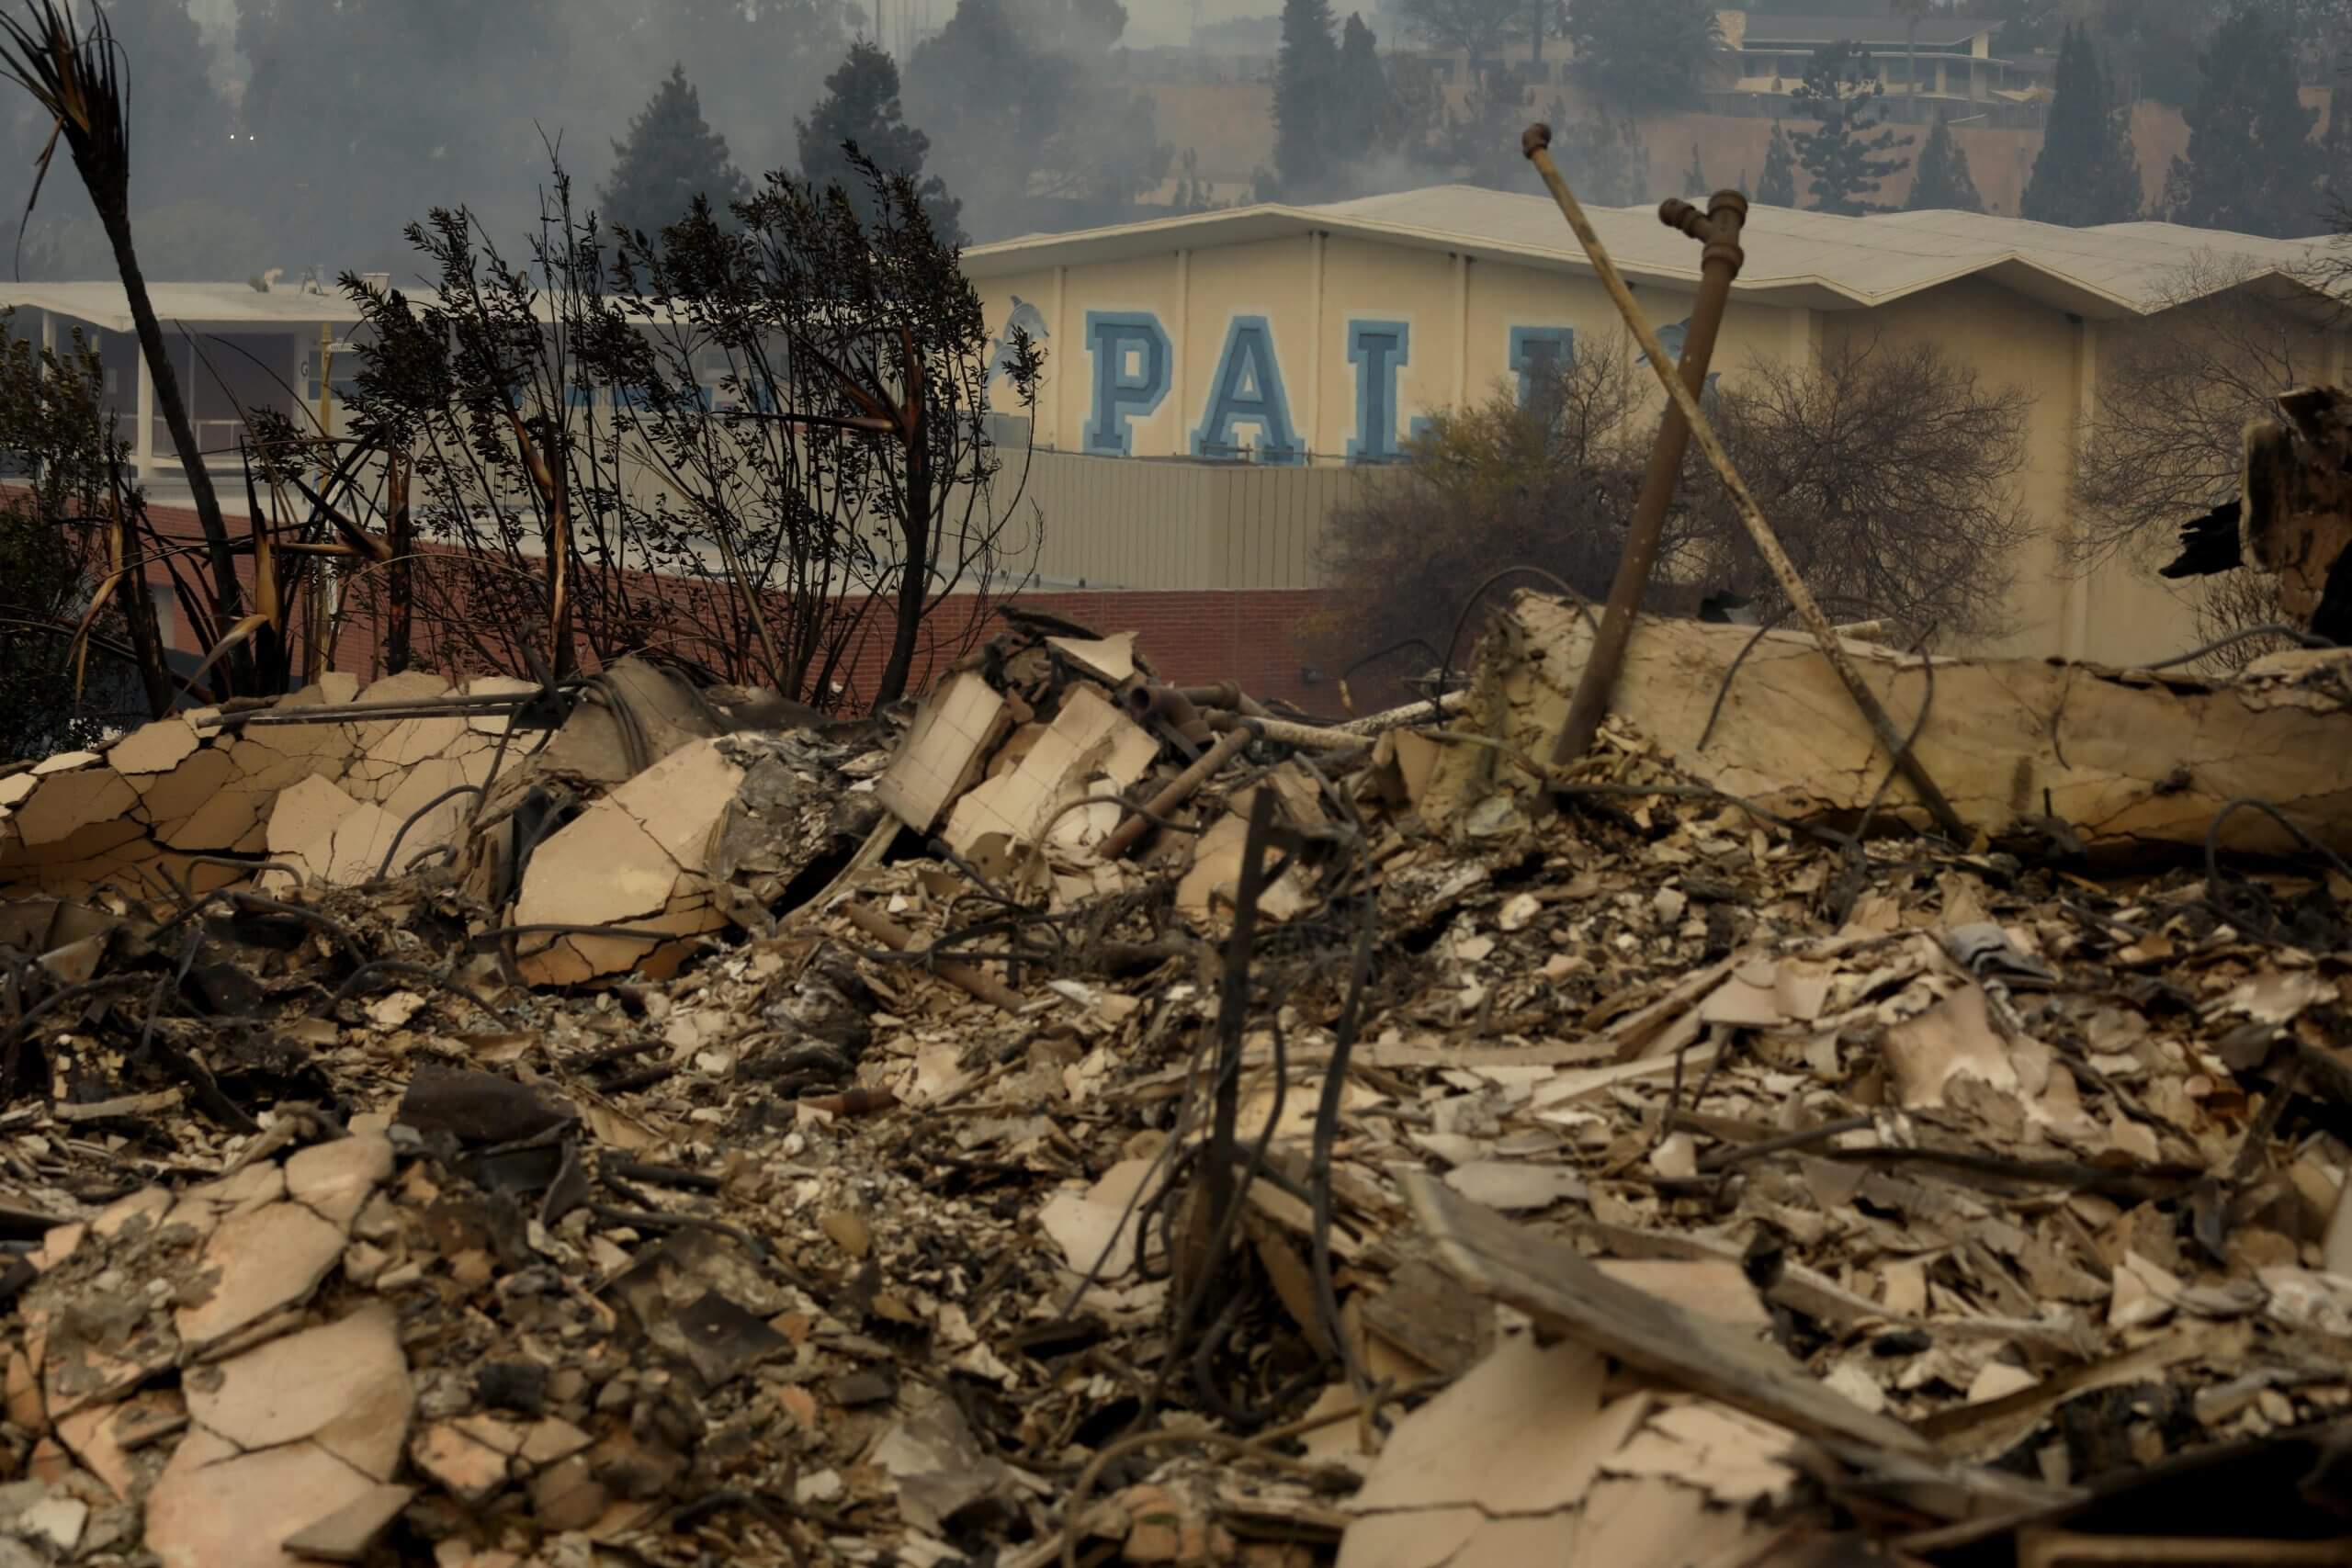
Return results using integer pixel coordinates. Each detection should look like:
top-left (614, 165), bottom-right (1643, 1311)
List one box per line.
top-left (1551, 190), bottom-right (1747, 768)
top-left (1520, 122), bottom-right (1966, 840)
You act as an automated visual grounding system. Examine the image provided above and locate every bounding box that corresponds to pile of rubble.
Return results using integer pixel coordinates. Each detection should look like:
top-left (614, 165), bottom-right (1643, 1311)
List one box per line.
top-left (1, 599), bottom-right (2351, 1566)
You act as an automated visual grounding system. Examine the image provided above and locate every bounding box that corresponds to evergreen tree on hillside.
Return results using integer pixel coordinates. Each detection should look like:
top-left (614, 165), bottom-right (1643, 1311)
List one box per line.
top-left (1329, 14), bottom-right (1396, 162)
top-left (1447, 65), bottom-right (1535, 190)
top-left (1791, 40), bottom-right (1912, 215)
top-left (1758, 120), bottom-right (1798, 206)
top-left (905, 0), bottom-right (1169, 239)
top-left (797, 40), bottom-right (962, 240)
top-left (1906, 115), bottom-right (1984, 211)
top-left (1552, 104), bottom-right (1652, 206)
top-left (1683, 142), bottom-right (1708, 197)
top-left (1569, 0), bottom-right (1721, 106)
top-left (1273, 0), bottom-right (1342, 197)
top-left (602, 64), bottom-right (752, 236)
top-left (1397, 0), bottom-right (1525, 62)
top-left (2020, 25), bottom-right (2141, 225)
top-left (2163, 3), bottom-right (2326, 236)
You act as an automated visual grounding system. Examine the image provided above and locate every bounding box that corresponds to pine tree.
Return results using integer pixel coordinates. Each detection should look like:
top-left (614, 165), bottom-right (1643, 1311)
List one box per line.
top-left (797, 40), bottom-right (962, 241)
top-left (1791, 40), bottom-right (1913, 215)
top-left (1906, 115), bottom-right (1984, 211)
top-left (1552, 106), bottom-right (1651, 207)
top-left (1568, 0), bottom-right (1721, 106)
top-left (1273, 0), bottom-right (1342, 197)
top-left (1683, 142), bottom-right (1708, 197)
top-left (2020, 25), bottom-right (2141, 226)
top-left (602, 64), bottom-right (752, 237)
top-left (1329, 14), bottom-right (1394, 164)
top-left (1758, 120), bottom-right (1798, 206)
top-left (2163, 4), bottom-right (2327, 237)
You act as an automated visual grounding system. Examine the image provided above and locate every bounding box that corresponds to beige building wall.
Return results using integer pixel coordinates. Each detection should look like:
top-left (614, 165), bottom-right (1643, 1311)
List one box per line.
top-left (979, 240), bottom-right (2348, 667)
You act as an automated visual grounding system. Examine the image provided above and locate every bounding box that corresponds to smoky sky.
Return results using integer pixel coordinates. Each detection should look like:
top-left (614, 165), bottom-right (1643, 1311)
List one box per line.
top-left (3, 0), bottom-right (870, 282)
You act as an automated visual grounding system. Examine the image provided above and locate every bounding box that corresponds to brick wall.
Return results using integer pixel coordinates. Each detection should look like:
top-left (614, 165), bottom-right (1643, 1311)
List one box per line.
top-left (129, 502), bottom-right (1345, 714)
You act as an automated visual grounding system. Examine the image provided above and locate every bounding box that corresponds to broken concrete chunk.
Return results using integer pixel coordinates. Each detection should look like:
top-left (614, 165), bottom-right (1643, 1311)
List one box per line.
top-left (1039, 1158), bottom-right (1158, 1281)
top-left (528, 1455), bottom-right (604, 1532)
top-left (410, 1421), bottom-right (512, 1505)
top-left (278, 1483), bottom-right (414, 1562)
top-left (264, 774), bottom-right (360, 880)
top-left (1883, 984), bottom-right (2018, 1110)
top-left (145, 1435), bottom-right (390, 1568)
top-left (1044, 632), bottom-right (1137, 686)
top-left (108, 718), bottom-right (203, 775)
top-left (944, 685), bottom-right (1157, 859)
top-left (284, 1135), bottom-right (395, 1231)
top-left (605, 739), bottom-right (745, 874)
top-left (1442, 1162), bottom-right (1587, 1213)
top-left (184, 1305), bottom-right (413, 1482)
top-left (512, 802), bottom-right (679, 933)
top-left (876, 671), bottom-right (1011, 834)
top-left (1428, 596), bottom-right (2352, 857)
top-left (174, 1201), bottom-right (346, 1350)
top-left (1350, 1335), bottom-right (1626, 1517)
top-left (12, 767), bottom-right (138, 850)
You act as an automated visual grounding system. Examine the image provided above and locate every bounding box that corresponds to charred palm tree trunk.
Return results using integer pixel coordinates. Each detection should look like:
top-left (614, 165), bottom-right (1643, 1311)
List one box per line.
top-left (0, 1), bottom-right (249, 689)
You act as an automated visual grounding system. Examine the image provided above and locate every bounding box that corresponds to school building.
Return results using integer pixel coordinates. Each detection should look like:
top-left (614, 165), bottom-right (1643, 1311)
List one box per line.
top-left (964, 185), bottom-right (2346, 667)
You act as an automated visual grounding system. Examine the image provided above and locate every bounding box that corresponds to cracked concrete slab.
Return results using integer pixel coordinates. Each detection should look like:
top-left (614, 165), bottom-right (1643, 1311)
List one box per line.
top-left (1426, 597), bottom-right (2352, 858)
top-left (144, 1434), bottom-right (387, 1568)
top-left (185, 1304), bottom-right (411, 1482)
top-left (174, 1201), bottom-right (345, 1351)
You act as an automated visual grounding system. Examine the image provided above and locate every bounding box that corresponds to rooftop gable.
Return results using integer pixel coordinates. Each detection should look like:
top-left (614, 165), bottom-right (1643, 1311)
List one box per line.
top-left (966, 185), bottom-right (2340, 321)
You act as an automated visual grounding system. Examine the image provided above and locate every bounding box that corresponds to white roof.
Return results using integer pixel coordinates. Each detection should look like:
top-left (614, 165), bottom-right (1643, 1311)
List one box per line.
top-left (0, 280), bottom-right (379, 333)
top-left (965, 185), bottom-right (2342, 319)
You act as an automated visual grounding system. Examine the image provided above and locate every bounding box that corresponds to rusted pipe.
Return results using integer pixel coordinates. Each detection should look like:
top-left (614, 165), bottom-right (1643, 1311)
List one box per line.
top-left (1520, 122), bottom-right (1968, 842)
top-left (1173, 682), bottom-right (1271, 719)
top-left (1101, 724), bottom-right (1257, 860)
top-left (1551, 190), bottom-right (1747, 770)
top-left (1206, 711), bottom-right (1369, 753)
top-left (844, 903), bottom-right (1026, 1012)
top-left (1123, 683), bottom-right (1215, 746)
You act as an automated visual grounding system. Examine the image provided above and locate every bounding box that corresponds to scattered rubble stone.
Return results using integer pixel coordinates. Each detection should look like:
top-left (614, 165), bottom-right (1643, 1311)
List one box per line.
top-left (4, 607), bottom-right (2352, 1563)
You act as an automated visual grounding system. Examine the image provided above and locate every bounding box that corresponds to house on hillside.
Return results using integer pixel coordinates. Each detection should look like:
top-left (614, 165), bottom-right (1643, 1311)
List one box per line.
top-left (1718, 9), bottom-right (2052, 115)
top-left (963, 186), bottom-right (2347, 668)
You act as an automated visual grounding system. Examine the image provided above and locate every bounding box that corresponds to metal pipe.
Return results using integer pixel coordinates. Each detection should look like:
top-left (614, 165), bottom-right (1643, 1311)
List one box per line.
top-left (1206, 711), bottom-right (1368, 754)
top-left (1519, 122), bottom-right (1968, 842)
top-left (1124, 683), bottom-right (1214, 746)
top-left (1101, 724), bottom-right (1256, 860)
top-left (843, 903), bottom-right (1026, 1012)
top-left (1551, 190), bottom-right (1747, 768)
top-left (1173, 682), bottom-right (1271, 719)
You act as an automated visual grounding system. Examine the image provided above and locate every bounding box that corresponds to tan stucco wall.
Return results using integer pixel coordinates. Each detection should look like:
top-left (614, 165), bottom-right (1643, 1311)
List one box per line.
top-left (978, 243), bottom-right (2350, 667)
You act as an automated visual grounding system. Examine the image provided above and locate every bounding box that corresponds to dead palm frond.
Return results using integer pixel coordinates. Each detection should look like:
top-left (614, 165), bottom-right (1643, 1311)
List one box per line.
top-left (0, 0), bottom-right (255, 692)
top-left (0, 0), bottom-right (130, 276)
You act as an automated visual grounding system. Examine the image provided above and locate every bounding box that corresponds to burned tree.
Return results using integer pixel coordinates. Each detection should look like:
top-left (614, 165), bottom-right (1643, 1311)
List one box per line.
top-left (1312, 335), bottom-right (1662, 697)
top-left (337, 151), bottom-right (1042, 709)
top-left (2071, 259), bottom-right (2334, 581)
top-left (1318, 333), bottom-right (2031, 695)
top-left (1691, 337), bottom-right (2032, 644)
top-left (0, 314), bottom-right (163, 753)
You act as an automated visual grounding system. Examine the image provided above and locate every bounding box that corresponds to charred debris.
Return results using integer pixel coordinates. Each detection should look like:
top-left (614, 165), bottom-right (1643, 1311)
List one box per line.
top-left (0, 571), bottom-right (2349, 1566)
top-left (0, 53), bottom-right (2349, 1558)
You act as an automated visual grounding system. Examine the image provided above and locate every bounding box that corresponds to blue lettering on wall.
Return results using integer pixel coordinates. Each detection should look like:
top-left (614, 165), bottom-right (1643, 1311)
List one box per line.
top-left (1080, 310), bottom-right (1171, 457)
top-left (1508, 326), bottom-right (1575, 406)
top-left (1346, 319), bottom-right (1411, 462)
top-left (1193, 315), bottom-right (1303, 464)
